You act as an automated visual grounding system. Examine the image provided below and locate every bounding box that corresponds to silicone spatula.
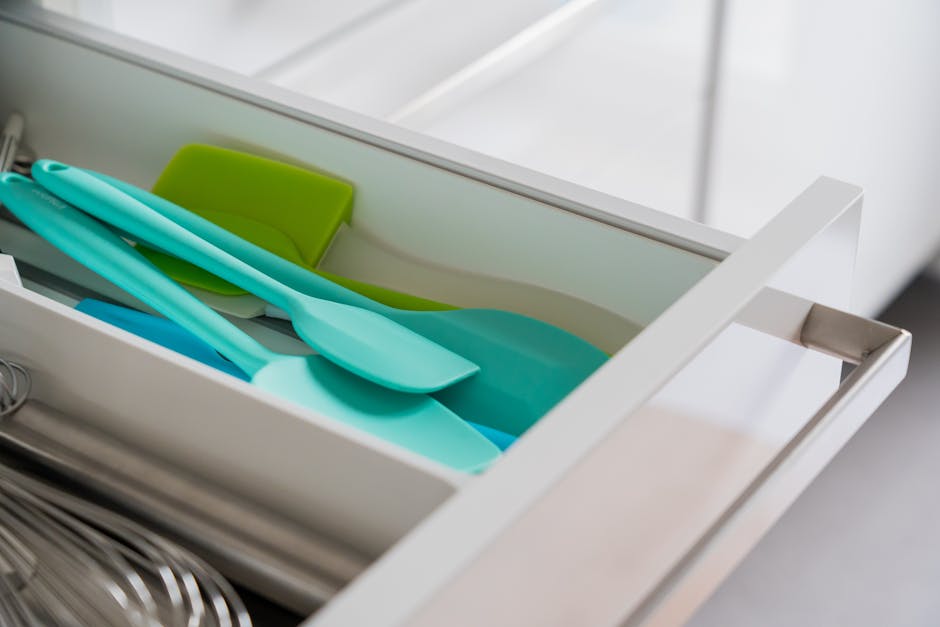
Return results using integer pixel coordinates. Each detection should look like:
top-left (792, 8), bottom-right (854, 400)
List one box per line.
top-left (74, 298), bottom-right (250, 381)
top-left (0, 173), bottom-right (500, 472)
top-left (32, 160), bottom-right (479, 394)
top-left (141, 145), bottom-right (637, 352)
top-left (74, 298), bottom-right (517, 450)
top-left (72, 170), bottom-right (609, 436)
top-left (140, 144), bottom-right (452, 312)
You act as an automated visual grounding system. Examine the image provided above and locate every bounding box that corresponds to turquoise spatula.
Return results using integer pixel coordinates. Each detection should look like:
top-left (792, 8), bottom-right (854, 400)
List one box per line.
top-left (0, 173), bottom-right (500, 472)
top-left (30, 160), bottom-right (477, 395)
top-left (74, 298), bottom-right (517, 451)
top-left (64, 167), bottom-right (610, 436)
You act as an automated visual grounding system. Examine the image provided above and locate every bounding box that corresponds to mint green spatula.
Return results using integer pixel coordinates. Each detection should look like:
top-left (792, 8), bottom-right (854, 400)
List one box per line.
top-left (0, 173), bottom-right (499, 472)
top-left (63, 167), bottom-right (610, 437)
top-left (31, 160), bottom-right (478, 394)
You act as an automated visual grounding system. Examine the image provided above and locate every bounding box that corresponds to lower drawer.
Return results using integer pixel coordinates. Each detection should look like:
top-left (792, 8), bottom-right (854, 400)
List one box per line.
top-left (0, 8), bottom-right (911, 627)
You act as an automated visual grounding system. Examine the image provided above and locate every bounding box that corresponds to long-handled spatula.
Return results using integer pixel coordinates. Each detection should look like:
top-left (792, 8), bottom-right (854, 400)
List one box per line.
top-left (0, 173), bottom-right (500, 472)
top-left (63, 167), bottom-right (610, 436)
top-left (30, 161), bottom-right (477, 394)
top-left (74, 298), bottom-right (518, 451)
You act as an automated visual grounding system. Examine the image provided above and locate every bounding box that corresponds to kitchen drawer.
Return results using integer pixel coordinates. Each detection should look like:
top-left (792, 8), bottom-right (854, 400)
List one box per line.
top-left (0, 6), bottom-right (911, 627)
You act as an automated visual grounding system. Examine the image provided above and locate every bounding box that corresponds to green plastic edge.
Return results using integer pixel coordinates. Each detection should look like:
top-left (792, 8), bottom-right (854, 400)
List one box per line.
top-left (139, 144), bottom-right (455, 311)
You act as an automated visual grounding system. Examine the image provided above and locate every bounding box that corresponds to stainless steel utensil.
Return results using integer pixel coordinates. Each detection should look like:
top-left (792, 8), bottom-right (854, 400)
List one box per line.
top-left (0, 453), bottom-right (253, 626)
top-left (0, 355), bottom-right (252, 626)
top-left (0, 358), bottom-right (28, 419)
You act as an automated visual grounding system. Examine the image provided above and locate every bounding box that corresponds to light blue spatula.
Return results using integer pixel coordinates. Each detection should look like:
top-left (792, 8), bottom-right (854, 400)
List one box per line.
top-left (0, 173), bottom-right (500, 472)
top-left (74, 298), bottom-right (517, 451)
top-left (30, 160), bottom-right (477, 395)
top-left (41, 164), bottom-right (609, 436)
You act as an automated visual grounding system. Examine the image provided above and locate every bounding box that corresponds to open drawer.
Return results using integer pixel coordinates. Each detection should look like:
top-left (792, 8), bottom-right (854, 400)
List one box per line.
top-left (0, 6), bottom-right (911, 627)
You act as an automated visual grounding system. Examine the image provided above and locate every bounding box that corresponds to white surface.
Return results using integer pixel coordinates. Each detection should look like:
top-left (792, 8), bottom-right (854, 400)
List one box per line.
top-left (708, 0), bottom-right (940, 316)
top-left (405, 0), bottom-right (713, 220)
top-left (42, 0), bottom-right (397, 75)
top-left (44, 1), bottom-right (712, 222)
top-left (268, 0), bottom-right (564, 118)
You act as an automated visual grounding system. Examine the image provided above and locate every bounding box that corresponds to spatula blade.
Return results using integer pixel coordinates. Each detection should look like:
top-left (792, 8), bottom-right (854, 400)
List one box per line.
top-left (253, 355), bottom-right (500, 473)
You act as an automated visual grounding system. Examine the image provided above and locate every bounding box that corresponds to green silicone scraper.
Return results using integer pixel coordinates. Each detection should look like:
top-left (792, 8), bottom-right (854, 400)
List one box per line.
top-left (0, 172), bottom-right (499, 472)
top-left (138, 144), bottom-right (453, 314)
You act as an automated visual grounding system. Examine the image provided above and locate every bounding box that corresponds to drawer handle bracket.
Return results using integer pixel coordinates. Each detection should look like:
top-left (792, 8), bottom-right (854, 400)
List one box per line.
top-left (628, 305), bottom-right (911, 626)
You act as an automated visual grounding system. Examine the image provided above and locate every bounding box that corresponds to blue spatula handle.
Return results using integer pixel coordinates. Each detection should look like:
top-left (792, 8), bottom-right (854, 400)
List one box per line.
top-left (0, 173), bottom-right (274, 376)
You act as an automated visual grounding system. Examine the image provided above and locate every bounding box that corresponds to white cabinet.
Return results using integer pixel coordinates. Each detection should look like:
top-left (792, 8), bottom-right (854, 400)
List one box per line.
top-left (391, 1), bottom-right (713, 221)
top-left (39, 0), bottom-right (715, 221)
top-left (708, 0), bottom-right (940, 315)
top-left (39, 0), bottom-right (398, 75)
top-left (264, 0), bottom-right (566, 120)
top-left (0, 5), bottom-right (912, 626)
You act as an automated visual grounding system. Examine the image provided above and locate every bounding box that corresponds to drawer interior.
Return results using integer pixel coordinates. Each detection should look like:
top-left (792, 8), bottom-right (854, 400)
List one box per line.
top-left (0, 14), bottom-right (736, 620)
top-left (0, 17), bottom-right (717, 327)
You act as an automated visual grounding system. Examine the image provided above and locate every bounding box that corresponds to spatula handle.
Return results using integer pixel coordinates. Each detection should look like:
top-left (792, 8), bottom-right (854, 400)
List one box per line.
top-left (32, 161), bottom-right (304, 313)
top-left (0, 173), bottom-right (273, 376)
top-left (81, 169), bottom-right (390, 314)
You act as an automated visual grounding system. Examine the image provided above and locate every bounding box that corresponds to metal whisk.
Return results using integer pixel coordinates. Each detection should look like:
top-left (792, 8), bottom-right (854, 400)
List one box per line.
top-left (2, 108), bottom-right (259, 622)
top-left (0, 358), bottom-right (29, 419)
top-left (0, 358), bottom-right (253, 626)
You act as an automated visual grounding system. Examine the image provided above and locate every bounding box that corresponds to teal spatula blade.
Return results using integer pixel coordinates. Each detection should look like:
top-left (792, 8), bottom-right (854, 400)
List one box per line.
top-left (31, 160), bottom-right (478, 394)
top-left (0, 173), bottom-right (499, 472)
top-left (85, 169), bottom-right (609, 436)
top-left (75, 298), bottom-right (517, 450)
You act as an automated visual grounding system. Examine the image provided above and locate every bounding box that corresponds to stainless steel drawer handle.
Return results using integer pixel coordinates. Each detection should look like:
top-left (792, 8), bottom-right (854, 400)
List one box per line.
top-left (627, 304), bottom-right (911, 626)
top-left (794, 302), bottom-right (912, 459)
